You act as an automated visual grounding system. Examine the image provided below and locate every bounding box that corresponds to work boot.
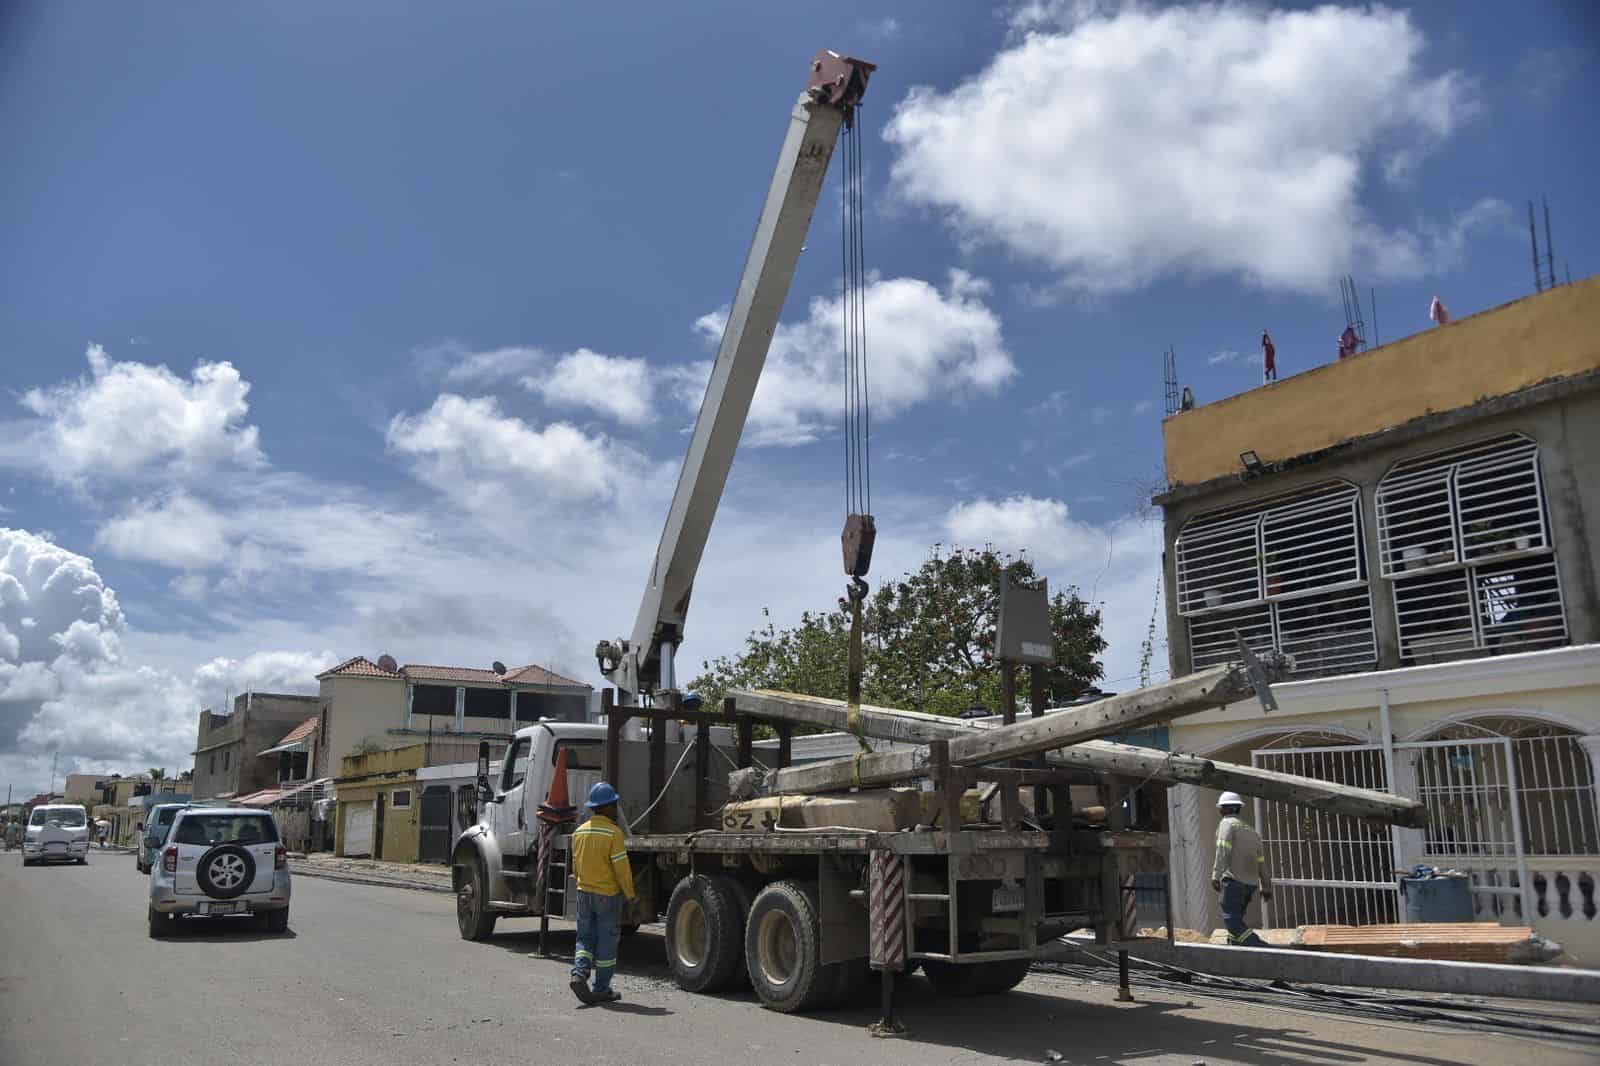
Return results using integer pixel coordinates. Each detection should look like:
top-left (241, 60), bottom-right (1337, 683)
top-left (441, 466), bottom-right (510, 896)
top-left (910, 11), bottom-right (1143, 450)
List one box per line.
top-left (569, 976), bottom-right (595, 1005)
top-left (593, 989), bottom-right (622, 1004)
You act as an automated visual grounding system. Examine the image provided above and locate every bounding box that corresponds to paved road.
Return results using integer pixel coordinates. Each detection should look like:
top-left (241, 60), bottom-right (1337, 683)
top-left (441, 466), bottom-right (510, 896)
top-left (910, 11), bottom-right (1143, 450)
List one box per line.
top-left (2, 851), bottom-right (1592, 1066)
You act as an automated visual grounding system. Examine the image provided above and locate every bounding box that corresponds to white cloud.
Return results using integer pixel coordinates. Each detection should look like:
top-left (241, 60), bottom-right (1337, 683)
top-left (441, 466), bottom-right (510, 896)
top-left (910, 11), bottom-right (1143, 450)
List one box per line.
top-left (1132, 400), bottom-right (1154, 416)
top-left (885, 3), bottom-right (1489, 294)
top-left (0, 526), bottom-right (346, 796)
top-left (427, 342), bottom-right (548, 386)
top-left (95, 493), bottom-right (231, 570)
top-left (943, 494), bottom-right (1165, 687)
top-left (387, 393), bottom-right (651, 507)
top-left (684, 271), bottom-right (1014, 446)
top-left (1209, 349), bottom-right (1244, 365)
top-left (525, 348), bottom-right (655, 426)
top-left (3, 345), bottom-right (262, 486)
top-left (861, 16), bottom-right (902, 40)
top-left (191, 650), bottom-right (337, 713)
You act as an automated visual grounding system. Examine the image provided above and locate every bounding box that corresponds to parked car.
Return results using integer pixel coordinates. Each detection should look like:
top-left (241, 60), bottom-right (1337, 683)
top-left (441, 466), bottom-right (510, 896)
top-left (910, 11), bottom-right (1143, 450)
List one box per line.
top-left (136, 803), bottom-right (187, 875)
top-left (148, 807), bottom-right (291, 938)
top-left (22, 804), bottom-right (91, 866)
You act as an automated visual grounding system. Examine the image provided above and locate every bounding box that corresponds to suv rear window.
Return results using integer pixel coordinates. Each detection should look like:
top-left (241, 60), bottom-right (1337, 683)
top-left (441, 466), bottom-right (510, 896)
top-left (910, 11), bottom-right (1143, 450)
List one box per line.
top-left (172, 813), bottom-right (279, 846)
top-left (157, 807), bottom-right (180, 826)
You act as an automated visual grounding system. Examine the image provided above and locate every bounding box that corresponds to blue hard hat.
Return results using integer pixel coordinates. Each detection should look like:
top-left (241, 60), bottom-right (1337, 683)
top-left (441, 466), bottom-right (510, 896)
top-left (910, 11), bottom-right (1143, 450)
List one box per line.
top-left (586, 781), bottom-right (620, 809)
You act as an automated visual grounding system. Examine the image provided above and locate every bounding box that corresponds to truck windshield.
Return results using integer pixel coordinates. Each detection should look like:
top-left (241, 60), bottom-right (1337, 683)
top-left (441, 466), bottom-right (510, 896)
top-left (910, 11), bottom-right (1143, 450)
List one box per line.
top-left (30, 808), bottom-right (86, 828)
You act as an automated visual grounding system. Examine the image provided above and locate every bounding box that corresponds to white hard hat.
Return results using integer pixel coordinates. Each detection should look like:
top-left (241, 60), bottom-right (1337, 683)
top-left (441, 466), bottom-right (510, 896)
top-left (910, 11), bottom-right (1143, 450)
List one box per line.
top-left (1217, 792), bottom-right (1244, 809)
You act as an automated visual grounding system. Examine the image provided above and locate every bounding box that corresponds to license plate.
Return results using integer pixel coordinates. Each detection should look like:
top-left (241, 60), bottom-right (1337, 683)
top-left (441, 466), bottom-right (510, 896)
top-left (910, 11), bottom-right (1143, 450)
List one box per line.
top-left (201, 902), bottom-right (240, 915)
top-left (991, 886), bottom-right (1024, 913)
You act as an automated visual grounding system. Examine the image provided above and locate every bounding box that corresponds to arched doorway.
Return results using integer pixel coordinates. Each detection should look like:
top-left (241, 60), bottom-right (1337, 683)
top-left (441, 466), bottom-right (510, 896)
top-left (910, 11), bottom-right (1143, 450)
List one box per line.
top-left (1172, 726), bottom-right (1383, 935)
top-left (1404, 716), bottom-right (1598, 925)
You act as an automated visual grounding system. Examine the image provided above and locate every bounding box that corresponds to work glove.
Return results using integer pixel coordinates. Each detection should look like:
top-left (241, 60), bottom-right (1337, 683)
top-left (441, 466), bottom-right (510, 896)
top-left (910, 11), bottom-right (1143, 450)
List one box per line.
top-left (1210, 879), bottom-right (1221, 892)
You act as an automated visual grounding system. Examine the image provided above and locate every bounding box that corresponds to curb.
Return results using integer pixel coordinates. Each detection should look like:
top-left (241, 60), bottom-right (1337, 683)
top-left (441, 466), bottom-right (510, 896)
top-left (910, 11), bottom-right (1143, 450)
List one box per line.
top-left (288, 862), bottom-right (452, 895)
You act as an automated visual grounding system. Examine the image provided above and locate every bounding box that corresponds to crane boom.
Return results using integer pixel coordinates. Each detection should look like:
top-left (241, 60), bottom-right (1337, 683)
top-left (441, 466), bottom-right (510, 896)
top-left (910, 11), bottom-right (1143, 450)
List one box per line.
top-left (597, 51), bottom-right (875, 702)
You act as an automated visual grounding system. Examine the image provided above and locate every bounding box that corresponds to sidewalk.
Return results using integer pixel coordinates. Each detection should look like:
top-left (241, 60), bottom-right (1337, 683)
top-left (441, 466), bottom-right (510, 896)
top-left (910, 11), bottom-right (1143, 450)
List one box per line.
top-left (287, 853), bottom-right (453, 893)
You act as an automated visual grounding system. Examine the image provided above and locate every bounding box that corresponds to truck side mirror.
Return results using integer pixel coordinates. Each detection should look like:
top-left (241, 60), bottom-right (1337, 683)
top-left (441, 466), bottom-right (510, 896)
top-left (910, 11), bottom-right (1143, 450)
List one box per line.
top-left (477, 775), bottom-right (494, 805)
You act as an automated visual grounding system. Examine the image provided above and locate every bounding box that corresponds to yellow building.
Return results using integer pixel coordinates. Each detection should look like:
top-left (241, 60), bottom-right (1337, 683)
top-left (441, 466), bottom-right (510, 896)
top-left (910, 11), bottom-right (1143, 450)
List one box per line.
top-left (1156, 279), bottom-right (1600, 960)
top-left (334, 744), bottom-right (425, 863)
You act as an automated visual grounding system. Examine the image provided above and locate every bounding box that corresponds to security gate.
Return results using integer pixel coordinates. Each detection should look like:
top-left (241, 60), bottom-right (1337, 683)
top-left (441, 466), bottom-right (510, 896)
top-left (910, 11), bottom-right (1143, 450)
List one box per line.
top-left (418, 786), bottom-right (453, 864)
top-left (1400, 736), bottom-right (1532, 921)
top-left (1252, 743), bottom-right (1399, 928)
top-left (1251, 736), bottom-right (1534, 929)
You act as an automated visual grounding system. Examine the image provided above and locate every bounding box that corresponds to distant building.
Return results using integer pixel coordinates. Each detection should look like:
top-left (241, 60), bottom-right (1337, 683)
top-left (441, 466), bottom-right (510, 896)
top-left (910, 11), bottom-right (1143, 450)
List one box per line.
top-left (316, 656), bottom-right (591, 858)
top-left (1155, 278), bottom-right (1600, 956)
top-left (316, 656), bottom-right (591, 773)
top-left (192, 693), bottom-right (323, 801)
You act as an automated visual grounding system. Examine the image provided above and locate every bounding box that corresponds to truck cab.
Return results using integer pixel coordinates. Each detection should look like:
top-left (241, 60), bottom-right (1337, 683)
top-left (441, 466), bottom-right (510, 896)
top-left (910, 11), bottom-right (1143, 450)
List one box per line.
top-left (474, 722), bottom-right (608, 865)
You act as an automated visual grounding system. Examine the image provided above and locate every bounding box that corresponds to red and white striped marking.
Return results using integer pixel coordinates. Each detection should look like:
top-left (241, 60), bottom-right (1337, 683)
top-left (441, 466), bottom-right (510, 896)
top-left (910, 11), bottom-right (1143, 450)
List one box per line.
top-left (1120, 874), bottom-right (1139, 939)
top-left (869, 851), bottom-right (907, 971)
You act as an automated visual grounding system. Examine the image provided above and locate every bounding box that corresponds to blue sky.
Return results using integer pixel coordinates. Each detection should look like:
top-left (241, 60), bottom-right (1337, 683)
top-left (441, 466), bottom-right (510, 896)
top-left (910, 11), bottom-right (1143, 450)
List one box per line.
top-left (1, 2), bottom-right (1594, 796)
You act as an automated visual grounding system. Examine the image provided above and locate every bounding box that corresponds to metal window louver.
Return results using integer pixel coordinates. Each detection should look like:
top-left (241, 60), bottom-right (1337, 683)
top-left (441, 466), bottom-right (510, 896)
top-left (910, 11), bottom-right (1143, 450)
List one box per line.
top-left (1178, 483), bottom-right (1376, 676)
top-left (1379, 435), bottom-right (1566, 661)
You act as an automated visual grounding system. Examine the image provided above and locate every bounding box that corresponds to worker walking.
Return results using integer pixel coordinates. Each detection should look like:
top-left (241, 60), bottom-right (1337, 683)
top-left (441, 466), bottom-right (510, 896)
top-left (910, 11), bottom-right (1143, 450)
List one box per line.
top-left (1211, 792), bottom-right (1272, 946)
top-left (569, 781), bottom-right (637, 1005)
top-left (1261, 329), bottom-right (1276, 382)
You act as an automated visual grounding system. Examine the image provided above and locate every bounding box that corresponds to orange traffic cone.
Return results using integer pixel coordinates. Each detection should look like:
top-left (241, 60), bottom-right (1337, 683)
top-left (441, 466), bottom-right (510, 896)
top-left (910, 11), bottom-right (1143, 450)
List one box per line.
top-left (537, 747), bottom-right (575, 823)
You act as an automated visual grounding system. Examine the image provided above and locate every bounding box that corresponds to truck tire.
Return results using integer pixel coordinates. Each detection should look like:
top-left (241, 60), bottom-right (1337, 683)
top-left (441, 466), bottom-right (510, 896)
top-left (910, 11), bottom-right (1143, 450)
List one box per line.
top-left (717, 877), bottom-right (754, 988)
top-left (975, 958), bottom-right (1032, 993)
top-left (826, 958), bottom-right (870, 1007)
top-left (455, 854), bottom-right (498, 941)
top-left (744, 880), bottom-right (836, 1013)
top-left (665, 875), bottom-right (744, 993)
top-left (922, 958), bottom-right (1031, 996)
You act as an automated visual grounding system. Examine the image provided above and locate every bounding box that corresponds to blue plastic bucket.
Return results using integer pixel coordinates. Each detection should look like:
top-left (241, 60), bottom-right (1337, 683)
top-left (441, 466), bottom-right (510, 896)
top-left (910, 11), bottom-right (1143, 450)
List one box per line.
top-left (1400, 873), bottom-right (1474, 922)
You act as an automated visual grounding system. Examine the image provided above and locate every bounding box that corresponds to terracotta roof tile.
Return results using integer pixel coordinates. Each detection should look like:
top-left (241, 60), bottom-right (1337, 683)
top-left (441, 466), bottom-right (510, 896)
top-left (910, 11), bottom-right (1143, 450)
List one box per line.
top-left (317, 656), bottom-right (403, 680)
top-left (502, 663), bottom-right (591, 689)
top-left (273, 716), bottom-right (321, 747)
top-left (401, 664), bottom-right (504, 684)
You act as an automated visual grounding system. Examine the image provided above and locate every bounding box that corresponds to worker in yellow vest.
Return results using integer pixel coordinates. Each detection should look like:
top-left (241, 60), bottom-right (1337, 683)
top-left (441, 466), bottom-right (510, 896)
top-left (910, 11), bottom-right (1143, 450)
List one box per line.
top-left (569, 782), bottom-right (637, 1004)
top-left (1212, 792), bottom-right (1272, 946)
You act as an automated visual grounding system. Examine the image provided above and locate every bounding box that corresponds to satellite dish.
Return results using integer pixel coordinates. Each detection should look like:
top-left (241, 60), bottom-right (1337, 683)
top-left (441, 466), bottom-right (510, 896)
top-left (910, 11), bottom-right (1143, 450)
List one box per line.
top-left (491, 661), bottom-right (507, 676)
top-left (376, 654), bottom-right (399, 673)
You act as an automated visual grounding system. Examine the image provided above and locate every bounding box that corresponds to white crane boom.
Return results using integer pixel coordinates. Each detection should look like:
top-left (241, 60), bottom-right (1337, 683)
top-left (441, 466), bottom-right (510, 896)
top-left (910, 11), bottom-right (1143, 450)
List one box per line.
top-left (596, 51), bottom-right (875, 702)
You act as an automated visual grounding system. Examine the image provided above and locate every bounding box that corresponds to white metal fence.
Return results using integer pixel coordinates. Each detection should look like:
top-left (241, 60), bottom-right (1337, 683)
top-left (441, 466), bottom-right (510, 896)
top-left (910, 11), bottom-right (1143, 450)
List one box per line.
top-left (1252, 743), bottom-right (1399, 928)
top-left (1249, 728), bottom-right (1600, 928)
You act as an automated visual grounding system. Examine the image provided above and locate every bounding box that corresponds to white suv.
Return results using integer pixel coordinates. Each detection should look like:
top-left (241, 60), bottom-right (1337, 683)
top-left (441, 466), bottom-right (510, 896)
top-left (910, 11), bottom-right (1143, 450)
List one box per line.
top-left (22, 803), bottom-right (91, 865)
top-left (148, 807), bottom-right (292, 937)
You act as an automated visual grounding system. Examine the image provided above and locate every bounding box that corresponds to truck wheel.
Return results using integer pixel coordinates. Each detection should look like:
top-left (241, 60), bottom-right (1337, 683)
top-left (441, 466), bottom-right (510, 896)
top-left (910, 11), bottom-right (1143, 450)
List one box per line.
top-left (717, 877), bottom-right (754, 988)
top-left (744, 880), bottom-right (835, 1013)
top-left (975, 958), bottom-right (1032, 993)
top-left (455, 855), bottom-right (498, 941)
top-left (923, 958), bottom-right (1031, 996)
top-left (827, 958), bottom-right (870, 1007)
top-left (665, 875), bottom-right (744, 993)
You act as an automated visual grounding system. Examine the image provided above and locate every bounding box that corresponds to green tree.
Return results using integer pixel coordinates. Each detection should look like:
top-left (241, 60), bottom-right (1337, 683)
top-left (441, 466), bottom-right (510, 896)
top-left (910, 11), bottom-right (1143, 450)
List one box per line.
top-left (689, 545), bottom-right (1106, 715)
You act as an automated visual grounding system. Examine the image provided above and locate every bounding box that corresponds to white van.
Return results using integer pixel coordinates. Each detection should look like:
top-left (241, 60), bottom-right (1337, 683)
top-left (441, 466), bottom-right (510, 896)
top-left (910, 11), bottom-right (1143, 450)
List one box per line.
top-left (22, 804), bottom-right (91, 866)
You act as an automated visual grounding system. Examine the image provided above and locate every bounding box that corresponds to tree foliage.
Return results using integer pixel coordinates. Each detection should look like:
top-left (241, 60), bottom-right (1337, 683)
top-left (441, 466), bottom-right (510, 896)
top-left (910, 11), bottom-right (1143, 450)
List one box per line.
top-left (689, 546), bottom-right (1106, 716)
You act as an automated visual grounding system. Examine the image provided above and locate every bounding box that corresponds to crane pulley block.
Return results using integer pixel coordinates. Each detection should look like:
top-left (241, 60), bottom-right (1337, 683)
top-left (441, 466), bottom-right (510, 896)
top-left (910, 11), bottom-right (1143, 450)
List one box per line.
top-left (842, 513), bottom-right (876, 578)
top-left (808, 51), bottom-right (875, 112)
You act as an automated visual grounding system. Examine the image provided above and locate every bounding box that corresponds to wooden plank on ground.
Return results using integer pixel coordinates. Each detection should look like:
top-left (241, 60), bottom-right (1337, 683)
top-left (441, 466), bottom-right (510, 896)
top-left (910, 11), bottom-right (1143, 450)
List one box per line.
top-left (1300, 923), bottom-right (1540, 964)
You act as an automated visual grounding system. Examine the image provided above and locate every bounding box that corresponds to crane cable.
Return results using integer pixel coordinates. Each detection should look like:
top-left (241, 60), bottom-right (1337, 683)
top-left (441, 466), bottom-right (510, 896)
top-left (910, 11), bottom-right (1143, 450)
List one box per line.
top-left (838, 107), bottom-right (875, 747)
top-left (841, 105), bottom-right (871, 521)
